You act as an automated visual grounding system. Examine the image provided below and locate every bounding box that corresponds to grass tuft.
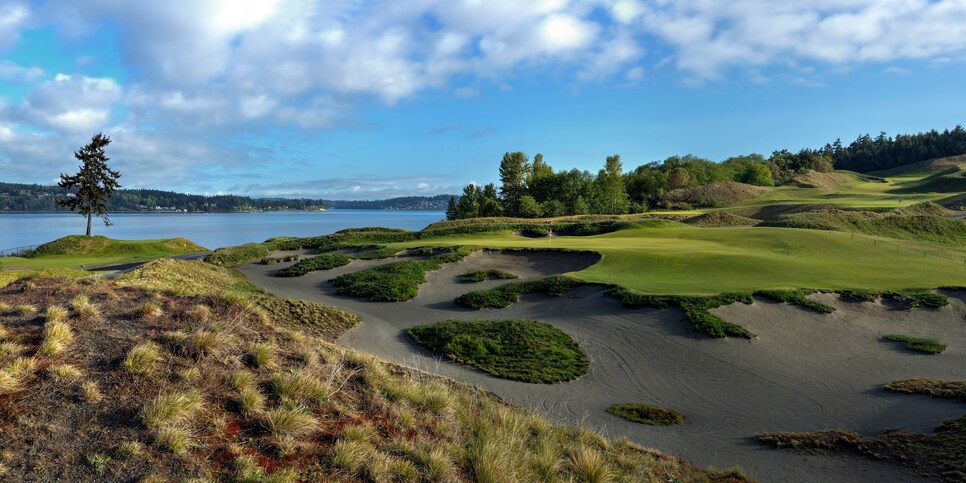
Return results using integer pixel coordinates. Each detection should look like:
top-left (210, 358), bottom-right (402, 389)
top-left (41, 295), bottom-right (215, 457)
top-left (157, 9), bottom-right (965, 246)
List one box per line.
top-left (140, 391), bottom-right (204, 429)
top-left (137, 302), bottom-right (163, 319)
top-left (39, 320), bottom-right (73, 355)
top-left (607, 404), bottom-right (685, 426)
top-left (44, 305), bottom-right (69, 322)
top-left (123, 342), bottom-right (163, 375)
top-left (239, 387), bottom-right (267, 418)
top-left (248, 342), bottom-right (275, 368)
top-left (155, 426), bottom-right (192, 454)
top-left (262, 406), bottom-right (320, 439)
top-left (47, 364), bottom-right (83, 381)
top-left (568, 445), bottom-right (613, 483)
top-left (14, 304), bottom-right (37, 316)
top-left (332, 439), bottom-right (372, 474)
top-left (270, 371), bottom-right (330, 405)
top-left (80, 381), bottom-right (103, 403)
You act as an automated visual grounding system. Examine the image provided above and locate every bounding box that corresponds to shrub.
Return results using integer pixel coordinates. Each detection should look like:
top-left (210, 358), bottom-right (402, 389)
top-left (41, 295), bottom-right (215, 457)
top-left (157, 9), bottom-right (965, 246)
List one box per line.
top-left (607, 404), bottom-right (686, 426)
top-left (408, 320), bottom-right (588, 383)
top-left (884, 335), bottom-right (946, 354)
top-left (275, 254), bottom-right (351, 277)
top-left (458, 269), bottom-right (518, 283)
top-left (331, 248), bottom-right (473, 302)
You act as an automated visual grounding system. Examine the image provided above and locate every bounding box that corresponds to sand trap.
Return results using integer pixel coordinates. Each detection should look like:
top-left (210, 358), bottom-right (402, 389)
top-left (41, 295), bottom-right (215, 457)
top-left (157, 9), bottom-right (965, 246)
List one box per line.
top-left (240, 250), bottom-right (966, 482)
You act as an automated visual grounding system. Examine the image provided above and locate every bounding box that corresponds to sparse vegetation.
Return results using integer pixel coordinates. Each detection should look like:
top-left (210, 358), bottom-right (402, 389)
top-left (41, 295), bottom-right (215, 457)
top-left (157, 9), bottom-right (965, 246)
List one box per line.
top-left (885, 379), bottom-right (966, 402)
top-left (459, 269), bottom-right (519, 283)
top-left (275, 253), bottom-right (351, 277)
top-left (754, 289), bottom-right (836, 313)
top-left (408, 319), bottom-right (588, 383)
top-left (607, 404), bottom-right (686, 426)
top-left (884, 335), bottom-right (946, 354)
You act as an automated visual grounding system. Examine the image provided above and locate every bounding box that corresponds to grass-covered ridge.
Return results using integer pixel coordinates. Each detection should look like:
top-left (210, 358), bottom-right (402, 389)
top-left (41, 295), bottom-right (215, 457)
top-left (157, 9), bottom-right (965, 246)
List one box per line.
top-left (884, 335), bottom-right (946, 354)
top-left (408, 319), bottom-right (589, 383)
top-left (757, 378), bottom-right (966, 481)
top-left (1, 235), bottom-right (207, 270)
top-left (607, 404), bottom-right (686, 426)
top-left (0, 276), bottom-right (740, 481)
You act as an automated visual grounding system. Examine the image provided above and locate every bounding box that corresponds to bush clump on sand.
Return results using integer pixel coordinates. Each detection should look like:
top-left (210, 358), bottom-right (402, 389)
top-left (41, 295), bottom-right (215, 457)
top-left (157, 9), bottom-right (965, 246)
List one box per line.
top-left (458, 269), bottom-right (519, 283)
top-left (331, 247), bottom-right (473, 302)
top-left (754, 289), bottom-right (836, 313)
top-left (607, 404), bottom-right (686, 426)
top-left (206, 243), bottom-right (272, 267)
top-left (885, 378), bottom-right (966, 402)
top-left (261, 254), bottom-right (300, 264)
top-left (838, 288), bottom-right (949, 308)
top-left (408, 319), bottom-right (588, 383)
top-left (275, 254), bottom-right (351, 277)
top-left (884, 335), bottom-right (946, 354)
top-left (455, 276), bottom-right (584, 308)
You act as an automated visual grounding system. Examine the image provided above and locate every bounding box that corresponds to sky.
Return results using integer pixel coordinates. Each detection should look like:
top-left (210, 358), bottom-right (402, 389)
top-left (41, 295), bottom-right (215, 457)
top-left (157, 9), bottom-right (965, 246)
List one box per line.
top-left (1, 1), bottom-right (966, 200)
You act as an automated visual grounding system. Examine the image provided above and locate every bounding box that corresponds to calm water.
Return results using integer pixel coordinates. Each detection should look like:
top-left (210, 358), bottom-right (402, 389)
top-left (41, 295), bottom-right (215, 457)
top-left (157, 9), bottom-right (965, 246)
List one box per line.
top-left (0, 210), bottom-right (446, 251)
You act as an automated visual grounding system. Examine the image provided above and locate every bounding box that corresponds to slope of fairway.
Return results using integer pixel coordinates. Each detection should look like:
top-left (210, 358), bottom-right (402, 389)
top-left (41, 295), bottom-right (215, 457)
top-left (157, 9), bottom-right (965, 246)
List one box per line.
top-left (384, 225), bottom-right (966, 294)
top-left (0, 235), bottom-right (207, 269)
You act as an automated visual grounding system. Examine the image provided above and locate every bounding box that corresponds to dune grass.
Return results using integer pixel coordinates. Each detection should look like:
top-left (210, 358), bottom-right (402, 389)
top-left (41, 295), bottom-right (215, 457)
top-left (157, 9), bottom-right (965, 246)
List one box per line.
top-left (607, 404), bottom-right (686, 426)
top-left (885, 378), bottom-right (966, 402)
top-left (408, 319), bottom-right (588, 383)
top-left (884, 335), bottom-right (946, 354)
top-left (458, 269), bottom-right (519, 283)
top-left (275, 253), bottom-right (351, 277)
top-left (330, 247), bottom-right (473, 302)
top-left (753, 289), bottom-right (836, 313)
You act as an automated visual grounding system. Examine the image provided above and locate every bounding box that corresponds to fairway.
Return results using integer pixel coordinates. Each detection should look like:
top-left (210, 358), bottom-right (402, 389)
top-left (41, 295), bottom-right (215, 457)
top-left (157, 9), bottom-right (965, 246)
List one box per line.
top-left (386, 225), bottom-right (966, 294)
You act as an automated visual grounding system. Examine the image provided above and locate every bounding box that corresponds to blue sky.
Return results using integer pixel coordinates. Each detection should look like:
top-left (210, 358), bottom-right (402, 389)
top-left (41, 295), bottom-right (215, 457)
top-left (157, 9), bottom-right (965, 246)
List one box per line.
top-left (1, 1), bottom-right (965, 199)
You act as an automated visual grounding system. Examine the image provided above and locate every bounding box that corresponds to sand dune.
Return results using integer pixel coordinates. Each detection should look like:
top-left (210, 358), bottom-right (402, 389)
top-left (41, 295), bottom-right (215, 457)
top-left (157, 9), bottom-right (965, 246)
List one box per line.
top-left (240, 250), bottom-right (966, 482)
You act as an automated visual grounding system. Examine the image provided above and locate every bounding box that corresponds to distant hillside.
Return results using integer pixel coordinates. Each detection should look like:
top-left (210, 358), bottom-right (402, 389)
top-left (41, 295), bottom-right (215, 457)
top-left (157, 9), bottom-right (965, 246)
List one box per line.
top-left (0, 182), bottom-right (452, 212)
top-left (323, 195), bottom-right (452, 210)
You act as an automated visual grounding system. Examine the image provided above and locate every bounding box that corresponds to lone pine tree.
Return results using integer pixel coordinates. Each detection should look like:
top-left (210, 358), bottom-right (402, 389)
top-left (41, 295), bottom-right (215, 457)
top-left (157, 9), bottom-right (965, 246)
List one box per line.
top-left (57, 133), bottom-right (122, 236)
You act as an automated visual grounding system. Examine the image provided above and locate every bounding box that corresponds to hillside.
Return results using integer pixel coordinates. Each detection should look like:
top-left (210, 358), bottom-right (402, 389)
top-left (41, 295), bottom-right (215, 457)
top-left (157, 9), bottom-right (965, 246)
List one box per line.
top-left (0, 267), bottom-right (742, 482)
top-left (1, 236), bottom-right (208, 270)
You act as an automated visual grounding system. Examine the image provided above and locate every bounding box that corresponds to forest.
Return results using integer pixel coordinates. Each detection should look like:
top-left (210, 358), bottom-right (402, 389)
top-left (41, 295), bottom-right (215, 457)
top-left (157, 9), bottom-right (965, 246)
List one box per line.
top-left (446, 125), bottom-right (966, 220)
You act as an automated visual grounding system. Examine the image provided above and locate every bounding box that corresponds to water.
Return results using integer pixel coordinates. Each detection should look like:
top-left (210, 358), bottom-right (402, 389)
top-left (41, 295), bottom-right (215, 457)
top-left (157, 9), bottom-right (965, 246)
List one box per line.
top-left (0, 210), bottom-right (446, 251)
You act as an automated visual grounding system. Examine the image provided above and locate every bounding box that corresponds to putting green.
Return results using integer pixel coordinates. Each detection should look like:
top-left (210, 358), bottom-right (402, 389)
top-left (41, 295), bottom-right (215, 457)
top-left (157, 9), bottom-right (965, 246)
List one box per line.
top-left (387, 225), bottom-right (966, 295)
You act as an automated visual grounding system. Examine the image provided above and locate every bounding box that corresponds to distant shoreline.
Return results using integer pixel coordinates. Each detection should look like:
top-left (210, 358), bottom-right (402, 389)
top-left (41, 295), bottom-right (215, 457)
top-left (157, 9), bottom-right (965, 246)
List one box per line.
top-left (0, 208), bottom-right (446, 215)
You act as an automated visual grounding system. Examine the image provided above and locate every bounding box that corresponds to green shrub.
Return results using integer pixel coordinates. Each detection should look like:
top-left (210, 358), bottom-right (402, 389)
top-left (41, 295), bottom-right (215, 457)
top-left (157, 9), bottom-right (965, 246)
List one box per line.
top-left (754, 289), bottom-right (836, 314)
top-left (408, 320), bottom-right (588, 383)
top-left (884, 335), bottom-right (946, 354)
top-left (276, 254), bottom-right (351, 277)
top-left (455, 276), bottom-right (585, 309)
top-left (331, 247), bottom-right (473, 302)
top-left (607, 404), bottom-right (685, 426)
top-left (207, 243), bottom-right (271, 267)
top-left (458, 269), bottom-right (518, 283)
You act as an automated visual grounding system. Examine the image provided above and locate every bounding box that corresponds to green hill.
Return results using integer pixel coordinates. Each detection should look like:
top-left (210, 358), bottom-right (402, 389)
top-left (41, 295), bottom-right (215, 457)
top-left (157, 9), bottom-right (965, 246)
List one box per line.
top-left (1, 236), bottom-right (207, 270)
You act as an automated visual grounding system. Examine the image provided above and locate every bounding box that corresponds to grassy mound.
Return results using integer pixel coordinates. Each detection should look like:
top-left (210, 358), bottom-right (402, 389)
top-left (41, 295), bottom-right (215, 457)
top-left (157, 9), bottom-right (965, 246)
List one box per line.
top-left (607, 404), bottom-right (685, 426)
top-left (275, 254), bottom-right (351, 277)
top-left (28, 235), bottom-right (206, 258)
top-left (0, 278), bottom-right (735, 482)
top-left (330, 248), bottom-right (473, 302)
top-left (459, 269), bottom-right (518, 283)
top-left (117, 259), bottom-right (261, 297)
top-left (791, 171), bottom-right (856, 190)
top-left (408, 320), bottom-right (588, 383)
top-left (662, 181), bottom-right (767, 208)
top-left (884, 335), bottom-right (946, 354)
top-left (758, 378), bottom-right (966, 481)
top-left (683, 212), bottom-right (759, 227)
top-left (207, 243), bottom-right (272, 267)
top-left (762, 209), bottom-right (966, 247)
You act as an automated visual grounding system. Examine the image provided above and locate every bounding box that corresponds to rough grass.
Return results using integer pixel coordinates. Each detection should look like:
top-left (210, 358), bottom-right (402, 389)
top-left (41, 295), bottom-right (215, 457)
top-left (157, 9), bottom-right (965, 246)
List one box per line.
top-left (753, 289), bottom-right (836, 313)
top-left (885, 379), bottom-right (966, 402)
top-left (0, 276), bottom-right (744, 482)
top-left (884, 335), bottom-right (946, 354)
top-left (455, 276), bottom-right (585, 308)
top-left (458, 269), bottom-right (519, 283)
top-left (275, 254), bottom-right (351, 277)
top-left (762, 209), bottom-right (966, 247)
top-left (758, 378), bottom-right (966, 481)
top-left (122, 342), bottom-right (162, 375)
top-left (331, 247), bottom-right (473, 302)
top-left (607, 404), bottom-right (686, 426)
top-left (30, 235), bottom-right (205, 258)
top-left (117, 258), bottom-right (262, 297)
top-left (408, 320), bottom-right (588, 383)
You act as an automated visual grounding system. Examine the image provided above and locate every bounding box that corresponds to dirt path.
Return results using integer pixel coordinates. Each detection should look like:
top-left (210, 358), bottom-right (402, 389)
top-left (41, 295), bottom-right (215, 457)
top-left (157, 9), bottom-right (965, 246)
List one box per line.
top-left (239, 251), bottom-right (966, 482)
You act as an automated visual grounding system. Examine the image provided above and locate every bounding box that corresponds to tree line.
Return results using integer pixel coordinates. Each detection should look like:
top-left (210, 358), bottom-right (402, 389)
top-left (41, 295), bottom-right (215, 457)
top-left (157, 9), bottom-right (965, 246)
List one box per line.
top-left (446, 124), bottom-right (965, 220)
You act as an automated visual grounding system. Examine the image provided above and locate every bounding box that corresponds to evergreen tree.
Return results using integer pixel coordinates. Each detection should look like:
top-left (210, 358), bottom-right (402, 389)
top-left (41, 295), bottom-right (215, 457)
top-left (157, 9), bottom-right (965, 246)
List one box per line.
top-left (498, 151), bottom-right (530, 216)
top-left (57, 133), bottom-right (121, 236)
top-left (593, 154), bottom-right (630, 214)
top-left (445, 196), bottom-right (458, 220)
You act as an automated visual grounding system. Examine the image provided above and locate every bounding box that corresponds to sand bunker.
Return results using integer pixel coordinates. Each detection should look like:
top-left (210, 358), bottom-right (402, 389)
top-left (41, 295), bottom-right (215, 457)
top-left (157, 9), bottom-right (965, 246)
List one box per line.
top-left (240, 250), bottom-right (966, 482)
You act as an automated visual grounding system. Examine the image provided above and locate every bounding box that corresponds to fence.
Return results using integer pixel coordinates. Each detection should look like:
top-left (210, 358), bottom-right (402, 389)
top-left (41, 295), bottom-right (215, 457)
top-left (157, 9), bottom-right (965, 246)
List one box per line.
top-left (0, 245), bottom-right (39, 258)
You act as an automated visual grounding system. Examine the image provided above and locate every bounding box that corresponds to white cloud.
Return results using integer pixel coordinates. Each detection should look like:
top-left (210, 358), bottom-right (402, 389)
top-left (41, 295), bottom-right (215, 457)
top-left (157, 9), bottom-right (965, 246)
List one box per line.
top-left (21, 74), bottom-right (122, 133)
top-left (0, 2), bottom-right (29, 49)
top-left (0, 60), bottom-right (43, 83)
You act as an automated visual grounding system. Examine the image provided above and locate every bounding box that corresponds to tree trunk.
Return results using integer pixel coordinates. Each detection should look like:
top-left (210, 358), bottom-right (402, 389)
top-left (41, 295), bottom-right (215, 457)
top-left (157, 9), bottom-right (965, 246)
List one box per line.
top-left (86, 208), bottom-right (92, 236)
